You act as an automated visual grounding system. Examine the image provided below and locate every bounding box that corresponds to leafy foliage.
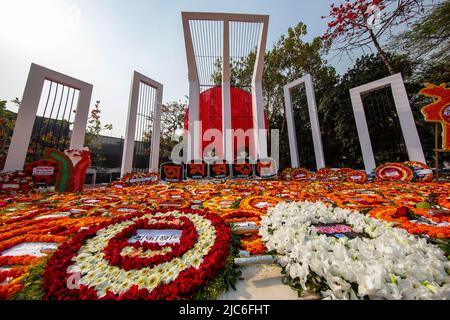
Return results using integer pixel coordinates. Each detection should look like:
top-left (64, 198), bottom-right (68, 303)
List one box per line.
top-left (13, 258), bottom-right (48, 300)
top-left (390, 0), bottom-right (450, 63)
top-left (85, 101), bottom-right (113, 168)
top-left (159, 101), bottom-right (187, 163)
top-left (261, 23), bottom-right (338, 170)
top-left (195, 234), bottom-right (243, 300)
top-left (0, 101), bottom-right (15, 153)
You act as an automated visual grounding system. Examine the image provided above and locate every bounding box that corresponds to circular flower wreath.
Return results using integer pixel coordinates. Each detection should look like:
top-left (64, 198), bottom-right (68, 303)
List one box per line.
top-left (376, 163), bottom-right (414, 182)
top-left (346, 170), bottom-right (367, 184)
top-left (120, 173), bottom-right (161, 186)
top-left (202, 196), bottom-right (240, 214)
top-left (404, 161), bottom-right (434, 183)
top-left (261, 202), bottom-right (450, 300)
top-left (239, 195), bottom-right (282, 214)
top-left (43, 208), bottom-right (231, 300)
top-left (0, 171), bottom-right (34, 193)
top-left (279, 168), bottom-right (293, 181)
top-left (291, 168), bottom-right (312, 182)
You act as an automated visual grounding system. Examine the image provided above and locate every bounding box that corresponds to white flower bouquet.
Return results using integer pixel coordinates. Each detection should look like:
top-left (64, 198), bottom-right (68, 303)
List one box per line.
top-left (260, 202), bottom-right (450, 300)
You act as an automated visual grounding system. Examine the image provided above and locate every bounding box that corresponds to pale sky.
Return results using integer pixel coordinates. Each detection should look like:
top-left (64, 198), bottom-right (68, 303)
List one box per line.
top-left (0, 0), bottom-right (364, 138)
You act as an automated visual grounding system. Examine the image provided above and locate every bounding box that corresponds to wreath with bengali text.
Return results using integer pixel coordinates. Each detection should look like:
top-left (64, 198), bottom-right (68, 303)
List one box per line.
top-left (42, 208), bottom-right (231, 300)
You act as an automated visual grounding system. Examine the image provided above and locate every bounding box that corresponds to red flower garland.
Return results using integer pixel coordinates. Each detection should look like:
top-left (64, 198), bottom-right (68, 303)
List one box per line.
top-left (42, 208), bottom-right (231, 300)
top-left (103, 217), bottom-right (198, 271)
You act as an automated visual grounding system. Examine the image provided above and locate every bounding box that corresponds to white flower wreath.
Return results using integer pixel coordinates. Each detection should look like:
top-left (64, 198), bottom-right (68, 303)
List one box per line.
top-left (260, 202), bottom-right (450, 300)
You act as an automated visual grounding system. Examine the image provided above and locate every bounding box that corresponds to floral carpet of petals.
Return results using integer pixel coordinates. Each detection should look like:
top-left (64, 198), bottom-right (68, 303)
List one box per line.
top-left (0, 179), bottom-right (449, 299)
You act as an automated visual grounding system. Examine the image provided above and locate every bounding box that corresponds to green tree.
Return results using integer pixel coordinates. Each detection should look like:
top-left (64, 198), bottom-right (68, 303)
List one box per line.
top-left (0, 99), bottom-right (18, 169)
top-left (320, 53), bottom-right (419, 168)
top-left (159, 101), bottom-right (187, 162)
top-left (85, 101), bottom-right (113, 168)
top-left (262, 23), bottom-right (337, 170)
top-left (390, 0), bottom-right (450, 64)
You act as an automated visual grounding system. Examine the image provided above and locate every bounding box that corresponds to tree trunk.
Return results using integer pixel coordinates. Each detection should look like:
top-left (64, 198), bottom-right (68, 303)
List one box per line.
top-left (370, 30), bottom-right (396, 75)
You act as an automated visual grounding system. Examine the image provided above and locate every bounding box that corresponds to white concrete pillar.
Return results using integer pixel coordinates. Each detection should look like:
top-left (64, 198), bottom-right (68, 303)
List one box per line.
top-left (187, 81), bottom-right (201, 162)
top-left (252, 81), bottom-right (268, 159)
top-left (350, 90), bottom-right (377, 172)
top-left (4, 63), bottom-right (92, 172)
top-left (70, 86), bottom-right (93, 150)
top-left (305, 75), bottom-right (326, 169)
top-left (283, 86), bottom-right (299, 168)
top-left (283, 74), bottom-right (325, 170)
top-left (121, 73), bottom-right (140, 176)
top-left (251, 17), bottom-right (269, 160)
top-left (121, 71), bottom-right (164, 177)
top-left (222, 20), bottom-right (233, 163)
top-left (391, 74), bottom-right (426, 163)
top-left (349, 73), bottom-right (426, 172)
top-left (150, 85), bottom-right (163, 172)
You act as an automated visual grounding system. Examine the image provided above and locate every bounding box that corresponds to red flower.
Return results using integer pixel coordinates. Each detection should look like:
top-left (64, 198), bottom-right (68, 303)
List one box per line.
top-left (393, 207), bottom-right (409, 219)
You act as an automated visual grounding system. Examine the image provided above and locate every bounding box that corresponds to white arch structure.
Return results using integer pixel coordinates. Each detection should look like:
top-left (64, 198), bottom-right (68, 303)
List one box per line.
top-left (284, 74), bottom-right (325, 170)
top-left (182, 12), bottom-right (269, 163)
top-left (121, 71), bottom-right (163, 176)
top-left (350, 73), bottom-right (426, 172)
top-left (4, 63), bottom-right (93, 172)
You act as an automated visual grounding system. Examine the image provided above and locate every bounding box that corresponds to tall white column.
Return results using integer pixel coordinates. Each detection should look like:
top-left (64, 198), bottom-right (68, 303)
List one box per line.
top-left (390, 74), bottom-right (426, 164)
top-left (283, 86), bottom-right (299, 168)
top-left (121, 73), bottom-right (140, 176)
top-left (350, 89), bottom-right (377, 172)
top-left (305, 74), bottom-right (325, 169)
top-left (4, 65), bottom-right (44, 172)
top-left (252, 81), bottom-right (268, 159)
top-left (70, 86), bottom-right (93, 150)
top-left (350, 73), bottom-right (425, 172)
top-left (121, 72), bottom-right (164, 177)
top-left (283, 75), bottom-right (326, 170)
top-left (222, 20), bottom-right (233, 163)
top-left (251, 18), bottom-right (269, 160)
top-left (150, 85), bottom-right (163, 172)
top-left (182, 12), bottom-right (201, 163)
top-left (187, 80), bottom-right (200, 162)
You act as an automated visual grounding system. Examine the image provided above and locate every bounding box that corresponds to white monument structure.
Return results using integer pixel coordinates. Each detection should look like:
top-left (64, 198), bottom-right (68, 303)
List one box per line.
top-left (182, 12), bottom-right (269, 163)
top-left (121, 71), bottom-right (163, 176)
top-left (4, 63), bottom-right (93, 172)
top-left (350, 73), bottom-right (426, 171)
top-left (284, 74), bottom-right (326, 170)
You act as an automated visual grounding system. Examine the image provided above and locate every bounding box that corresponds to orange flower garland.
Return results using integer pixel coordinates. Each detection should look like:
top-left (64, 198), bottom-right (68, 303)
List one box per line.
top-left (239, 196), bottom-right (282, 214)
top-left (202, 196), bottom-right (241, 214)
top-left (376, 163), bottom-right (414, 182)
top-left (346, 170), bottom-right (367, 184)
top-left (241, 235), bottom-right (266, 255)
top-left (331, 191), bottom-right (388, 210)
top-left (291, 168), bottom-right (312, 182)
top-left (369, 207), bottom-right (450, 238)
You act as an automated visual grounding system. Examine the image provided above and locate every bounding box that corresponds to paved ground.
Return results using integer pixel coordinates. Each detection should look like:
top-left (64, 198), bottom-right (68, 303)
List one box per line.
top-left (218, 265), bottom-right (319, 300)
